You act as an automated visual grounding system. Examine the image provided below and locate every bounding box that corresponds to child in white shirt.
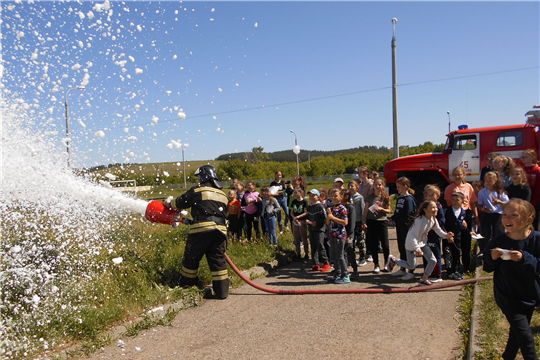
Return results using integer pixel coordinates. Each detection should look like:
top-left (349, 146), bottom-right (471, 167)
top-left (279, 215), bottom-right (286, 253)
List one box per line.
top-left (387, 201), bottom-right (454, 286)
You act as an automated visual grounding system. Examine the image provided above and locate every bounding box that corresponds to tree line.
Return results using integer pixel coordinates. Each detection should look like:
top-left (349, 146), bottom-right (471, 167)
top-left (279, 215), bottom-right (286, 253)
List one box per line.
top-left (88, 142), bottom-right (444, 185)
top-left (216, 145), bottom-right (392, 163)
top-left (215, 141), bottom-right (443, 180)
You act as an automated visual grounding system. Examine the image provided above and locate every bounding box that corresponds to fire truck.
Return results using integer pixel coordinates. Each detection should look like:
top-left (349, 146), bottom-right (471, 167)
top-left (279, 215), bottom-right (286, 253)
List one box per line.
top-left (383, 106), bottom-right (540, 198)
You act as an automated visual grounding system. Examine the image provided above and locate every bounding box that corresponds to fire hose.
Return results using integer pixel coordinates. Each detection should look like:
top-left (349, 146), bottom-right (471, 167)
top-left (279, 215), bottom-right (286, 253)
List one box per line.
top-left (225, 253), bottom-right (492, 295)
top-left (145, 200), bottom-right (493, 294)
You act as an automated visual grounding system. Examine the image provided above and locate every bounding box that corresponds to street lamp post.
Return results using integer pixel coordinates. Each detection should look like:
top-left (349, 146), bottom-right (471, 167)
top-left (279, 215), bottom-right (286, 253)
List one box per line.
top-left (290, 130), bottom-right (299, 175)
top-left (64, 86), bottom-right (85, 167)
top-left (391, 18), bottom-right (399, 159)
top-left (447, 111), bottom-right (451, 133)
top-left (182, 143), bottom-right (189, 188)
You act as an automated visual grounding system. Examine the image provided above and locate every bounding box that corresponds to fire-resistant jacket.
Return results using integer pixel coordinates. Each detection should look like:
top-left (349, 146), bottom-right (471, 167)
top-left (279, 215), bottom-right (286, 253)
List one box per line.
top-left (174, 184), bottom-right (228, 236)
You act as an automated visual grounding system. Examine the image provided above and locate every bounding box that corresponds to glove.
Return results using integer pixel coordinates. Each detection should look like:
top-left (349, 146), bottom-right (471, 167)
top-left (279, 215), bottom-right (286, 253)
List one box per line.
top-left (163, 196), bottom-right (175, 209)
top-left (172, 210), bottom-right (190, 228)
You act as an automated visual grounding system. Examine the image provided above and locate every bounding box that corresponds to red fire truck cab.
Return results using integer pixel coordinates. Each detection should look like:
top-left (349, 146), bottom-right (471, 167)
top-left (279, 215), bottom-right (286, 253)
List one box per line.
top-left (383, 106), bottom-right (540, 197)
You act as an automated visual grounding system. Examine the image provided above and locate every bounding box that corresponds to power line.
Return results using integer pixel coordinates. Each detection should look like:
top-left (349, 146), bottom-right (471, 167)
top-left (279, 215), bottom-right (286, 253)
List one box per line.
top-left (399, 66), bottom-right (538, 87)
top-left (121, 65), bottom-right (539, 128)
top-left (161, 85), bottom-right (392, 123)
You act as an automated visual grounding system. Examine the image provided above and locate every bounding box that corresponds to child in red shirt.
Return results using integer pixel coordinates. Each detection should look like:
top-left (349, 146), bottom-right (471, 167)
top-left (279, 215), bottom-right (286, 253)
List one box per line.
top-left (227, 190), bottom-right (242, 241)
top-left (522, 149), bottom-right (540, 230)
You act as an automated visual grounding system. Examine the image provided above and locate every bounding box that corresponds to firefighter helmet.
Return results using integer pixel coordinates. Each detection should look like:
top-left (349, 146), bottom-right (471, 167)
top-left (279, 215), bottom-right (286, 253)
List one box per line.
top-left (195, 165), bottom-right (222, 189)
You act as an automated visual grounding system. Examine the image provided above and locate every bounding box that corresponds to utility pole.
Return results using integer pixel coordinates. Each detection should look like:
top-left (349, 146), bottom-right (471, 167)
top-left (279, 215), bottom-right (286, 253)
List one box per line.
top-left (182, 143), bottom-right (189, 188)
top-left (447, 111), bottom-right (451, 133)
top-left (391, 18), bottom-right (399, 159)
top-left (290, 130), bottom-right (300, 176)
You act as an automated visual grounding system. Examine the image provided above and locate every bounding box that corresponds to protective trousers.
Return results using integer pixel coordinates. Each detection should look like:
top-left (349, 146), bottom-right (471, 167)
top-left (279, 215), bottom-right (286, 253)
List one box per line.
top-left (179, 230), bottom-right (229, 299)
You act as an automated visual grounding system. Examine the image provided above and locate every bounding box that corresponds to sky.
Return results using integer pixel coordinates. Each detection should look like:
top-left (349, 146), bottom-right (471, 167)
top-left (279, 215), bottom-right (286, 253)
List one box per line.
top-left (1, 0), bottom-right (539, 168)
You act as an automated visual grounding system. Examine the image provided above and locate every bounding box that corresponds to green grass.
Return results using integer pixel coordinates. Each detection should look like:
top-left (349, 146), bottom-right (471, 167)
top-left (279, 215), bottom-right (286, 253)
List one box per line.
top-left (14, 210), bottom-right (295, 359)
top-left (138, 187), bottom-right (189, 200)
top-left (458, 279), bottom-right (476, 358)
top-left (455, 240), bottom-right (481, 358)
top-left (90, 160), bottom-right (222, 177)
top-left (475, 270), bottom-right (506, 359)
top-left (124, 306), bottom-right (183, 337)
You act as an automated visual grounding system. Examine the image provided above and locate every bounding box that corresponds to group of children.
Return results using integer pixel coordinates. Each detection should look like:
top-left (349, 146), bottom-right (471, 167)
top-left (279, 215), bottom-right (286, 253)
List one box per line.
top-left (226, 171), bottom-right (309, 246)
top-left (224, 154), bottom-right (539, 286)
top-left (223, 152), bottom-right (540, 358)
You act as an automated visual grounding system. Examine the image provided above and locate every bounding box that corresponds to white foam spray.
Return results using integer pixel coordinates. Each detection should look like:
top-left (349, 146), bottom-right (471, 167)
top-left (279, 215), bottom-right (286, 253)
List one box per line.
top-left (0, 94), bottom-right (149, 356)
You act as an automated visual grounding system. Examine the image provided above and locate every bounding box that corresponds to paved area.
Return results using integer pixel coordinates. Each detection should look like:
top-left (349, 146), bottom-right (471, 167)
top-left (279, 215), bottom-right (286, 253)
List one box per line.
top-left (88, 228), bottom-right (464, 360)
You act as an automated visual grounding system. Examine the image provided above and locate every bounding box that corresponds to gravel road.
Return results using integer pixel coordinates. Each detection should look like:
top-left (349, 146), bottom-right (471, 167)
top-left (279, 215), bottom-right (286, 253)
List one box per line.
top-left (88, 228), bottom-right (464, 360)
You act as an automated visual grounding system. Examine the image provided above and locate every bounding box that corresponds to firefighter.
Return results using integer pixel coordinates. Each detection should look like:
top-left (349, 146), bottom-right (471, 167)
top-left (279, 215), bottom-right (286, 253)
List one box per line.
top-left (169, 165), bottom-right (229, 299)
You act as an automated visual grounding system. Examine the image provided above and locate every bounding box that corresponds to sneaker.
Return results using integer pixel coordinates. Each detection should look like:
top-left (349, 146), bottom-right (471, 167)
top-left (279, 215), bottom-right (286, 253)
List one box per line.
top-left (351, 271), bottom-right (359, 279)
top-left (328, 276), bottom-right (339, 283)
top-left (401, 272), bottom-right (415, 280)
top-left (321, 263), bottom-right (332, 272)
top-left (391, 268), bottom-right (407, 277)
top-left (367, 255), bottom-right (374, 262)
top-left (373, 266), bottom-right (380, 274)
top-left (449, 272), bottom-right (463, 280)
top-left (311, 264), bottom-right (321, 271)
top-left (418, 279), bottom-right (433, 286)
top-left (428, 277), bottom-right (443, 283)
top-left (334, 277), bottom-right (345, 284)
top-left (303, 255), bottom-right (310, 260)
top-left (385, 255), bottom-right (397, 272)
top-left (280, 231), bottom-right (283, 235)
top-left (343, 275), bottom-right (351, 283)
top-left (358, 259), bottom-right (367, 267)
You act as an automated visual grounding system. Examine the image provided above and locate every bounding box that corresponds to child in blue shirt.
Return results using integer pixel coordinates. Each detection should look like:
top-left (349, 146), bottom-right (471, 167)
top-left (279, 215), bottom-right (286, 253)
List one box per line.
top-left (390, 176), bottom-right (417, 277)
top-left (478, 171), bottom-right (509, 253)
top-left (306, 189), bottom-right (331, 272)
top-left (326, 188), bottom-right (349, 283)
top-left (342, 189), bottom-right (358, 278)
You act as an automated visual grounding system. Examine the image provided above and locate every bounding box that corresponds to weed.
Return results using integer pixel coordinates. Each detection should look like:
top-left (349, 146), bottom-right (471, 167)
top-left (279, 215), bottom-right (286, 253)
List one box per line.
top-left (6, 209), bottom-right (295, 359)
top-left (125, 306), bottom-right (184, 338)
top-left (458, 280), bottom-right (475, 358)
top-left (456, 240), bottom-right (481, 357)
top-left (64, 332), bottom-right (112, 358)
top-left (474, 271), bottom-right (506, 359)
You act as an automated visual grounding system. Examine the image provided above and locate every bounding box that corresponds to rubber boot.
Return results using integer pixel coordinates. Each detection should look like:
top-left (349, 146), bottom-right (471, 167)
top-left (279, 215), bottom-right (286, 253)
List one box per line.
top-left (212, 279), bottom-right (229, 299)
top-left (179, 275), bottom-right (199, 289)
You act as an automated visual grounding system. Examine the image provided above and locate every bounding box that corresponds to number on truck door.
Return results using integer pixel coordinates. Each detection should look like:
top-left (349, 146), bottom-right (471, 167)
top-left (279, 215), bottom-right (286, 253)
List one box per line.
top-left (449, 133), bottom-right (480, 182)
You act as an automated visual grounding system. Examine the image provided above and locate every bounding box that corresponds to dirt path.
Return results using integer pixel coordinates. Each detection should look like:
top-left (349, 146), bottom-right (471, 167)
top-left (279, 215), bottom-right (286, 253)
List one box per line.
top-left (88, 229), bottom-right (464, 360)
